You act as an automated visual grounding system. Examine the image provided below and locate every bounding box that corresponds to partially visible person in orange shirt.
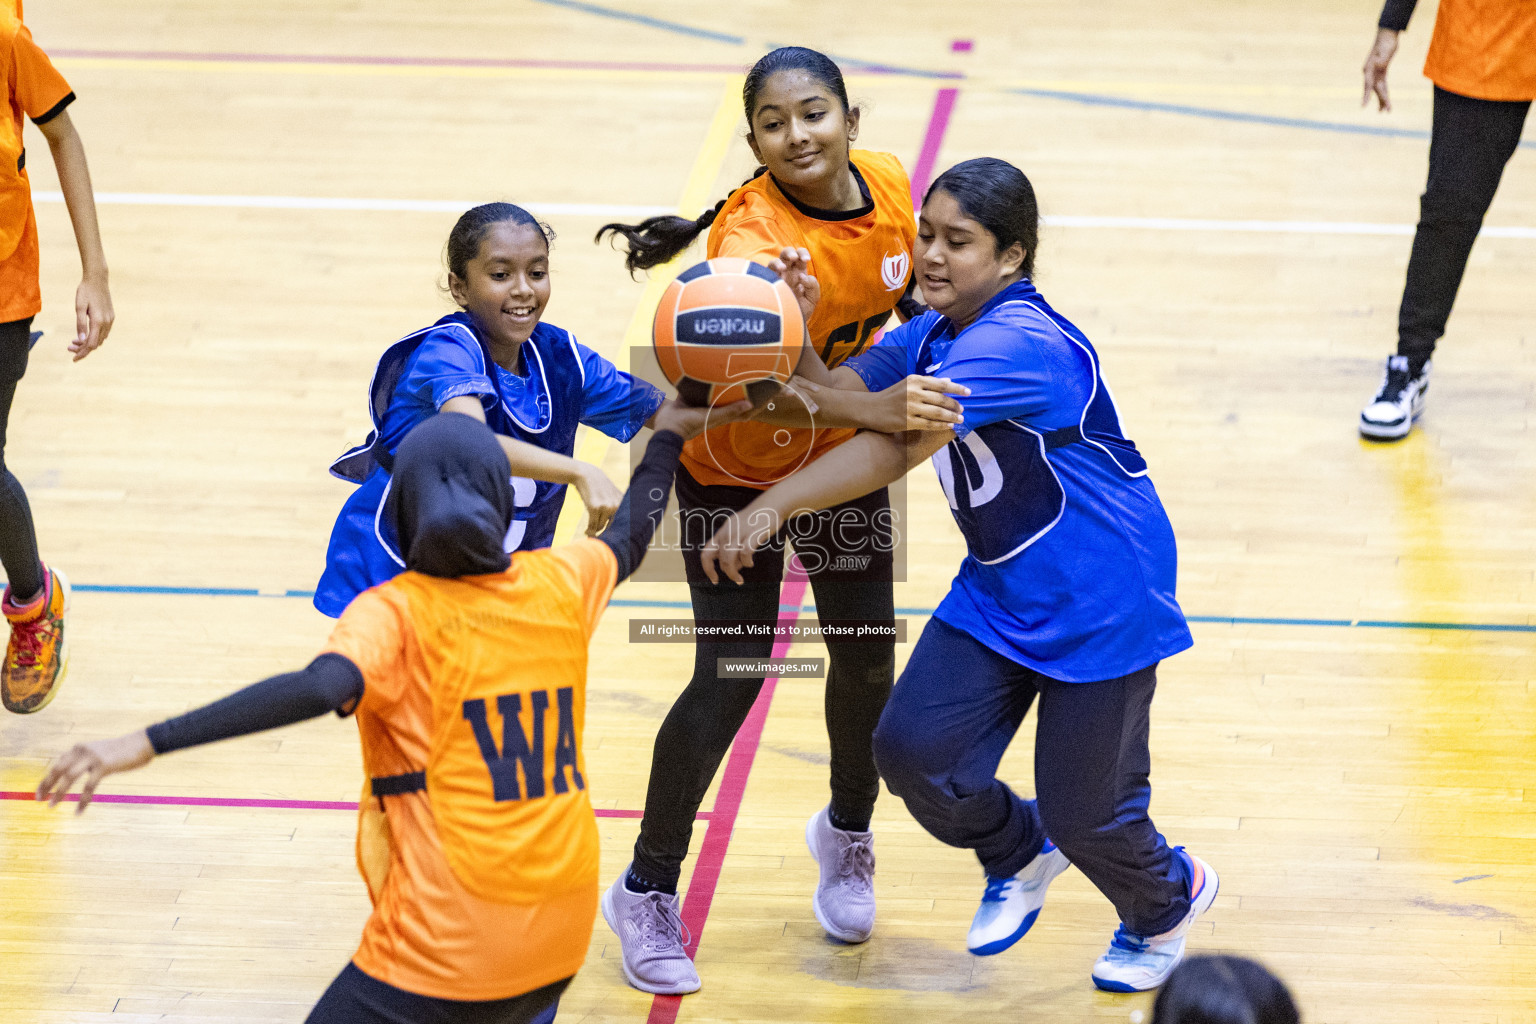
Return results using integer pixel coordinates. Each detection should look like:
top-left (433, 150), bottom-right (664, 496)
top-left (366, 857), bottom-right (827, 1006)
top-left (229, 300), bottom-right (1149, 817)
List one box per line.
top-left (1357, 0), bottom-right (1534, 441)
top-left (1, 5), bottom-right (114, 712)
top-left (34, 400), bottom-right (746, 1024)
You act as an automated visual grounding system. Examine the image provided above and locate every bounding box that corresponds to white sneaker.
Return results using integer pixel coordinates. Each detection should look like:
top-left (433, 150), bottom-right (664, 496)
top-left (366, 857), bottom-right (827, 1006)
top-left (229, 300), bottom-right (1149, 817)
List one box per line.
top-left (1091, 849), bottom-right (1219, 992)
top-left (1359, 355), bottom-right (1430, 441)
top-left (966, 840), bottom-right (1071, 955)
top-left (805, 806), bottom-right (876, 943)
top-left (600, 867), bottom-right (701, 995)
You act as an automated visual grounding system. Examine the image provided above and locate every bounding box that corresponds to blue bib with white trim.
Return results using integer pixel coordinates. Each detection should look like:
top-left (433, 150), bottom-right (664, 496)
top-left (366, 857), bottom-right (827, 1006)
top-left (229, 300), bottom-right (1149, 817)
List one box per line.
top-left (854, 281), bottom-right (1192, 681)
top-left (315, 315), bottom-right (589, 617)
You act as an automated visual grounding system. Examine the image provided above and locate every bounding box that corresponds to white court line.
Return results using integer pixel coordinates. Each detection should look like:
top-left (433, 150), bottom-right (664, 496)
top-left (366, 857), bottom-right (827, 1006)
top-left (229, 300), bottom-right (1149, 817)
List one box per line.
top-left (29, 191), bottom-right (1536, 239)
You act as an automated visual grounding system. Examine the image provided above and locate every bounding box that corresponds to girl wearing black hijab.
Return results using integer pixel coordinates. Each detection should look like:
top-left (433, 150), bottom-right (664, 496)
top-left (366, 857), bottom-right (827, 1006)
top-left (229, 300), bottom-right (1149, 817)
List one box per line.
top-left (36, 399), bottom-right (743, 1024)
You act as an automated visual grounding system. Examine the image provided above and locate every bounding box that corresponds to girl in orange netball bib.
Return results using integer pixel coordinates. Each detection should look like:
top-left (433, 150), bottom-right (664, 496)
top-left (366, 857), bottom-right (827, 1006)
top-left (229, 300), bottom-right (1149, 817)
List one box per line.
top-left (0, 3), bottom-right (114, 713)
top-left (595, 46), bottom-right (964, 995)
top-left (38, 400), bottom-right (747, 1024)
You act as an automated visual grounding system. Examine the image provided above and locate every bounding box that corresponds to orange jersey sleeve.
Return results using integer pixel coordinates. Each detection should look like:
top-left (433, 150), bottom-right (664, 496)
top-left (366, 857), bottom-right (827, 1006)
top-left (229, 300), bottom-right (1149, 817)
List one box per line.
top-left (322, 587), bottom-right (411, 713)
top-left (711, 211), bottom-right (799, 267)
top-left (9, 20), bottom-right (72, 123)
top-left (1, 12), bottom-right (72, 313)
top-left (684, 151), bottom-right (916, 489)
top-left (545, 538), bottom-right (619, 636)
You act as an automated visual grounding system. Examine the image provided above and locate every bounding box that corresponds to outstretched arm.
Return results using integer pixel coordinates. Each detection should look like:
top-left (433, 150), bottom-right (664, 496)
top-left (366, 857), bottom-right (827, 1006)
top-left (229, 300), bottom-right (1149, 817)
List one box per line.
top-left (597, 397), bottom-right (752, 581)
top-left (751, 371), bottom-right (966, 431)
top-left (37, 655), bottom-right (363, 813)
top-left (750, 246), bottom-right (966, 431)
top-left (441, 395), bottom-right (624, 535)
top-left (700, 427), bottom-right (955, 584)
top-left (596, 431), bottom-right (681, 582)
top-left (37, 110), bottom-right (113, 361)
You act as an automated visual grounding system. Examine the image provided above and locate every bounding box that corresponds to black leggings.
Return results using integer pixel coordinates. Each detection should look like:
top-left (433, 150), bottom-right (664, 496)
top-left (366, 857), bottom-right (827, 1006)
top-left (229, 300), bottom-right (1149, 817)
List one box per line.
top-left (0, 318), bottom-right (42, 601)
top-left (1397, 86), bottom-right (1532, 364)
top-left (306, 963), bottom-right (568, 1024)
top-left (630, 467), bottom-right (896, 889)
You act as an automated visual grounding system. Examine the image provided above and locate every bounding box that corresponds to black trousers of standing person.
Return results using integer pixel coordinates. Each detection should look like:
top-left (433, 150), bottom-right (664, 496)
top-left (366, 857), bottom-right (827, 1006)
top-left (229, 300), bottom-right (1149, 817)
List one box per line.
top-left (0, 318), bottom-right (44, 602)
top-left (1397, 86), bottom-right (1532, 368)
top-left (629, 466), bottom-right (896, 891)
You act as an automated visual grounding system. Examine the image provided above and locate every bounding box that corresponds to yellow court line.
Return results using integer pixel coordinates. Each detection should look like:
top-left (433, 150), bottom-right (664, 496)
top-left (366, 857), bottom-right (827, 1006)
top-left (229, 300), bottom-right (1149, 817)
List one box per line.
top-left (552, 75), bottom-right (743, 545)
top-left (1373, 436), bottom-right (1499, 886)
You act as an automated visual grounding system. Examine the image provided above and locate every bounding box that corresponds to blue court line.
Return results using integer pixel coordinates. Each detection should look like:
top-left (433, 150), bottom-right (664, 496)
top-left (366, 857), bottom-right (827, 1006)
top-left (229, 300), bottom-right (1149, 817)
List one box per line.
top-left (527, 0), bottom-right (745, 44)
top-left (812, 49), bottom-right (962, 79)
top-left (1013, 87), bottom-right (1536, 150)
top-left (539, 0), bottom-right (1535, 149)
top-left (527, 0), bottom-right (962, 78)
top-left (72, 587), bottom-right (1534, 633)
top-left (74, 583), bottom-right (315, 598)
top-left (599, 601), bottom-right (1530, 633)
top-left (539, 0), bottom-right (1535, 148)
top-left (762, 42), bottom-right (963, 80)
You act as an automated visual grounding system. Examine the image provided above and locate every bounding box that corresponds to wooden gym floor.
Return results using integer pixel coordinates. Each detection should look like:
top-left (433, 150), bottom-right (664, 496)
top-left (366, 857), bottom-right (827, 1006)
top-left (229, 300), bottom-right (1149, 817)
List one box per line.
top-left (1, 1), bottom-right (1533, 1022)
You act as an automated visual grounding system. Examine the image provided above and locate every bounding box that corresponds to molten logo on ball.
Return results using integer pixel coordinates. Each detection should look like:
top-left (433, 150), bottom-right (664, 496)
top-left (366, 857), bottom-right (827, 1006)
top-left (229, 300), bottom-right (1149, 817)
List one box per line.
top-left (678, 310), bottom-right (779, 340)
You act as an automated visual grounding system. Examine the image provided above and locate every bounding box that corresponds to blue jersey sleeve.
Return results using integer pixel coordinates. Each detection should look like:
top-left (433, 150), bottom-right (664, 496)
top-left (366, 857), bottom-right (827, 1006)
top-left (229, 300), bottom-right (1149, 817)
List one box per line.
top-left (401, 327), bottom-right (497, 410)
top-left (575, 341), bottom-right (666, 442)
top-left (935, 318), bottom-right (1054, 439)
top-left (841, 316), bottom-right (923, 392)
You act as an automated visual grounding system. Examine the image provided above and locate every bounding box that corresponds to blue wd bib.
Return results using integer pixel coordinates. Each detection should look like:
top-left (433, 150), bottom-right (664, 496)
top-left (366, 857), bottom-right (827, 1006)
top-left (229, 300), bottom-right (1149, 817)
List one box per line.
top-left (315, 313), bottom-right (661, 617)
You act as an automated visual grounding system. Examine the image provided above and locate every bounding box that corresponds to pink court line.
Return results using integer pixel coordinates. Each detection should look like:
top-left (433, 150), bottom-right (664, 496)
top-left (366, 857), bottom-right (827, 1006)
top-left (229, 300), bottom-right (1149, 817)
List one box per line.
top-left (51, 47), bottom-right (748, 75)
top-left (645, 563), bottom-right (810, 1024)
top-left (0, 791), bottom-right (706, 819)
top-left (910, 86), bottom-right (959, 210)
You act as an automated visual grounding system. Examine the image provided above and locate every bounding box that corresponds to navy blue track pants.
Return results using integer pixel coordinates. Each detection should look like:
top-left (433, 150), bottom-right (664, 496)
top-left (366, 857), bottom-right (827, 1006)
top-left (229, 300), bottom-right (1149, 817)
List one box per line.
top-left (873, 616), bottom-right (1192, 936)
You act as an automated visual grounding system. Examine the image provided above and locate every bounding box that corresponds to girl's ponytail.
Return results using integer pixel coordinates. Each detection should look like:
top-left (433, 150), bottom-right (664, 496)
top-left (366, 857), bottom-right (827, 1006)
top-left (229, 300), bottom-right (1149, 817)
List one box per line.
top-left (599, 47), bottom-right (849, 277)
top-left (596, 168), bottom-right (767, 276)
top-left (596, 199), bottom-right (725, 276)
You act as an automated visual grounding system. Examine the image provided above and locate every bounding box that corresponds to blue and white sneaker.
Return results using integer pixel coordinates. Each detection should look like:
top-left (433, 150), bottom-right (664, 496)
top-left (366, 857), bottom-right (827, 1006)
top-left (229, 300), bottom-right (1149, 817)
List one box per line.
top-left (966, 840), bottom-right (1071, 955)
top-left (1091, 849), bottom-right (1219, 992)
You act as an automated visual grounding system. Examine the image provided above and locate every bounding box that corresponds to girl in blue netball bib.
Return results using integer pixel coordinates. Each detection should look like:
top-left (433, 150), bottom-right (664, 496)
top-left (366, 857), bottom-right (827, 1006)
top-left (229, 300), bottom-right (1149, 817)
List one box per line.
top-left (701, 158), bottom-right (1216, 994)
top-left (315, 203), bottom-right (664, 617)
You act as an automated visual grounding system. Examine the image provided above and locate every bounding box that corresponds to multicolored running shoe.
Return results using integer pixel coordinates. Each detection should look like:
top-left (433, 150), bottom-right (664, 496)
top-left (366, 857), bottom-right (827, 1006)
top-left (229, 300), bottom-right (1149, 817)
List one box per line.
top-left (3, 566), bottom-right (71, 714)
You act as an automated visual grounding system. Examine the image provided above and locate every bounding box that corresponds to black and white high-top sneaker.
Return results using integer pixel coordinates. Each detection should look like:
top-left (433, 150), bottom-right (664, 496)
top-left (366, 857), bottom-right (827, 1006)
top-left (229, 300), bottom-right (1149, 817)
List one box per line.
top-left (1359, 355), bottom-right (1430, 441)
